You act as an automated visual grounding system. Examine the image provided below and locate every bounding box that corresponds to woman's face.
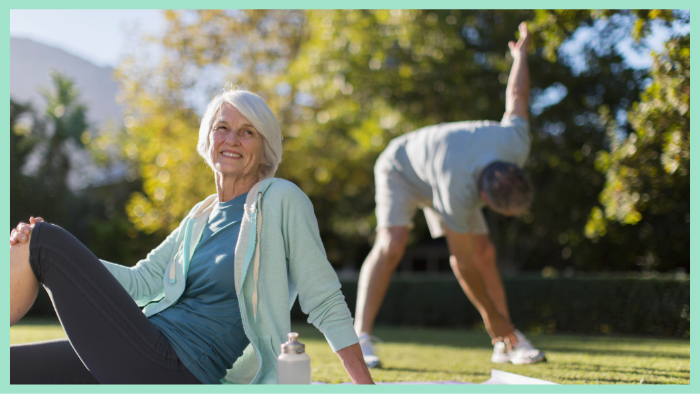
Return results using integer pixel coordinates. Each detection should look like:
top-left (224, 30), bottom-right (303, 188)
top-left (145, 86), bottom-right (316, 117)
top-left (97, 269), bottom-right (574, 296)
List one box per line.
top-left (209, 104), bottom-right (263, 181)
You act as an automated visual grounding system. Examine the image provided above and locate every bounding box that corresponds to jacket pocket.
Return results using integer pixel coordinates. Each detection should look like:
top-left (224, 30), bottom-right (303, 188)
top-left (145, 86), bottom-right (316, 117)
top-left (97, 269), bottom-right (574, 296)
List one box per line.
top-left (257, 336), bottom-right (282, 384)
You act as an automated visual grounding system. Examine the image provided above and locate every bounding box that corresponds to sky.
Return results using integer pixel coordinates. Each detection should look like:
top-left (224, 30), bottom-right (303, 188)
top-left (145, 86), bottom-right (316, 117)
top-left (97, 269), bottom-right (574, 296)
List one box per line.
top-left (10, 9), bottom-right (167, 68)
top-left (11, 9), bottom-right (686, 71)
top-left (10, 9), bottom-right (689, 119)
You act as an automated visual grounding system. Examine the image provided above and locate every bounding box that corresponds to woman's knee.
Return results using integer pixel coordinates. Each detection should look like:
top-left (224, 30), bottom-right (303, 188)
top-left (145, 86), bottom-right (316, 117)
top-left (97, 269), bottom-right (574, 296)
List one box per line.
top-left (10, 240), bottom-right (30, 269)
top-left (26, 222), bottom-right (90, 282)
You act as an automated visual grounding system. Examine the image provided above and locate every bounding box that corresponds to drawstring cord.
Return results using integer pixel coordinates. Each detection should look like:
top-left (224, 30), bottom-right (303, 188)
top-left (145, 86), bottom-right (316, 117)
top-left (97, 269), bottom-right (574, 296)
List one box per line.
top-left (252, 192), bottom-right (262, 322)
top-left (166, 191), bottom-right (262, 322)
top-left (169, 218), bottom-right (193, 284)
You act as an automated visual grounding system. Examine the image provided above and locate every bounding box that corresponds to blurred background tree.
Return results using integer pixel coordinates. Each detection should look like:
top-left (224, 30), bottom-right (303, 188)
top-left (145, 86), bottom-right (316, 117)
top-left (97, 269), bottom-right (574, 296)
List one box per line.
top-left (10, 72), bottom-right (89, 236)
top-left (278, 9), bottom-right (688, 273)
top-left (9, 72), bottom-right (157, 265)
top-left (585, 34), bottom-right (690, 272)
top-left (113, 10), bottom-right (307, 239)
top-left (529, 10), bottom-right (689, 273)
top-left (10, 99), bottom-right (42, 229)
top-left (15, 9), bottom-right (685, 274)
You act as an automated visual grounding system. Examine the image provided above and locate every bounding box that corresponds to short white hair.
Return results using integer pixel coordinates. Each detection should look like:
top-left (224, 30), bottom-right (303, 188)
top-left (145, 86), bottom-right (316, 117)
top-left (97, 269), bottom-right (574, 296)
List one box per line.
top-left (479, 161), bottom-right (533, 214)
top-left (197, 89), bottom-right (283, 180)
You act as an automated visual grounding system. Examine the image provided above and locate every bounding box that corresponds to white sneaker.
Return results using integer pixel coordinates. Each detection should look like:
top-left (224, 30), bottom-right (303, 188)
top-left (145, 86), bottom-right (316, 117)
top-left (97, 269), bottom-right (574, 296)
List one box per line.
top-left (358, 333), bottom-right (383, 369)
top-left (491, 330), bottom-right (546, 365)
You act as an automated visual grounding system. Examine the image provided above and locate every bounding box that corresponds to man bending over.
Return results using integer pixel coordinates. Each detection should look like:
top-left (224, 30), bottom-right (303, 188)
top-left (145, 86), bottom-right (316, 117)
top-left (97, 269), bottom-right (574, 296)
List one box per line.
top-left (355, 22), bottom-right (545, 368)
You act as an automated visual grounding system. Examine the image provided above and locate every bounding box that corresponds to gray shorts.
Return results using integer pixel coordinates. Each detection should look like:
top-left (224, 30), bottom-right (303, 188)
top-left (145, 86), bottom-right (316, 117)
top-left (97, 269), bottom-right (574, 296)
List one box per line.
top-left (374, 147), bottom-right (488, 238)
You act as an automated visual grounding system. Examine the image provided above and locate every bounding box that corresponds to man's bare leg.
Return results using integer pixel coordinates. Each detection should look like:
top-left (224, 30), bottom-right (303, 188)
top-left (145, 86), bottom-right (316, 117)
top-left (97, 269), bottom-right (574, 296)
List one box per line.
top-left (471, 234), bottom-right (511, 323)
top-left (459, 233), bottom-right (545, 363)
top-left (445, 227), bottom-right (514, 344)
top-left (354, 227), bottom-right (410, 335)
top-left (10, 241), bottom-right (39, 326)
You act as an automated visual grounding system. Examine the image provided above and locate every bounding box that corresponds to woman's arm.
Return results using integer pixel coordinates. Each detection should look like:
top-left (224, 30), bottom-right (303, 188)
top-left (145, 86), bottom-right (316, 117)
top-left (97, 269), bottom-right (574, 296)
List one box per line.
top-left (100, 222), bottom-right (184, 306)
top-left (276, 183), bottom-right (372, 383)
top-left (336, 344), bottom-right (375, 384)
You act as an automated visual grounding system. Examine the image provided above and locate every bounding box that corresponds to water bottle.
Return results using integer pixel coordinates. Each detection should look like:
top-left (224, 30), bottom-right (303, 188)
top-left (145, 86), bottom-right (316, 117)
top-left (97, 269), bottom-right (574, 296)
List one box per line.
top-left (277, 332), bottom-right (311, 384)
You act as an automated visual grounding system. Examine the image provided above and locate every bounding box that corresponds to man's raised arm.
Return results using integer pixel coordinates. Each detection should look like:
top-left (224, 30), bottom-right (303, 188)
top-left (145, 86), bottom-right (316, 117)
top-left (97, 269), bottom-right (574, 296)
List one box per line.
top-left (504, 22), bottom-right (531, 121)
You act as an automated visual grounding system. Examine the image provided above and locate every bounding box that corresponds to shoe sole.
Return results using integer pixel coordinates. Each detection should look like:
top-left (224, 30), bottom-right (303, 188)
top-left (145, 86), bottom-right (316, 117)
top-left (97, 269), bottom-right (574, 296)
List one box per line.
top-left (491, 356), bottom-right (512, 364)
top-left (366, 360), bottom-right (382, 369)
top-left (491, 354), bottom-right (547, 364)
top-left (511, 355), bottom-right (547, 365)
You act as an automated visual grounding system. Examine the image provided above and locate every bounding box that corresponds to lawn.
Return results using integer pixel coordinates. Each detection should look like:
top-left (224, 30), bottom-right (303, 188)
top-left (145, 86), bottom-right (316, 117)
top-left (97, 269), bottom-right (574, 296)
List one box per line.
top-left (11, 317), bottom-right (689, 385)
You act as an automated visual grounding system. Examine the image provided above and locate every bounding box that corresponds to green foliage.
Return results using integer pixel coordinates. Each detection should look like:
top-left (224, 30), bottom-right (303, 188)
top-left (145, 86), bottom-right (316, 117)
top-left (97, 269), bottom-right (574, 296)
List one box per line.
top-left (10, 72), bottom-right (88, 229)
top-left (583, 45), bottom-right (688, 275)
top-left (291, 276), bottom-right (690, 337)
top-left (516, 10), bottom-right (688, 272)
top-left (585, 36), bottom-right (689, 272)
top-left (10, 100), bottom-right (46, 230)
top-left (529, 10), bottom-right (679, 62)
top-left (36, 72), bottom-right (89, 198)
top-left (114, 10), bottom-right (689, 272)
top-left (114, 10), bottom-right (307, 236)
top-left (9, 73), bottom-right (157, 266)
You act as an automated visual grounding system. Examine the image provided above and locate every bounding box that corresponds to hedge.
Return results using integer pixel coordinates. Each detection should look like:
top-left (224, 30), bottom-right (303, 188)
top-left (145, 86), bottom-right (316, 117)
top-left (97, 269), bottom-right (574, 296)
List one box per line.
top-left (27, 275), bottom-right (689, 337)
top-left (292, 276), bottom-right (690, 337)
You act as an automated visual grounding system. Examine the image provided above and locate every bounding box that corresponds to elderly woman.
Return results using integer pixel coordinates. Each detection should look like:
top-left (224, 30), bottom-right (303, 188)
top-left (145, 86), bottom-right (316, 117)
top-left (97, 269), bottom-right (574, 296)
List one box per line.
top-left (9, 90), bottom-right (374, 384)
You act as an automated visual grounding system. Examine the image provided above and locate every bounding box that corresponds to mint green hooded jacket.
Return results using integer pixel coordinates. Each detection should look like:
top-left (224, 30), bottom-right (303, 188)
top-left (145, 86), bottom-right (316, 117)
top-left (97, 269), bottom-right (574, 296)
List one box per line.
top-left (100, 178), bottom-right (358, 384)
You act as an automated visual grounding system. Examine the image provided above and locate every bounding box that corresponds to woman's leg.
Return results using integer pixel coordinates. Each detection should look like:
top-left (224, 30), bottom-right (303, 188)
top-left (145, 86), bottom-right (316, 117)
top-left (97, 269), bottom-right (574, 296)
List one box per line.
top-left (11, 222), bottom-right (201, 384)
top-left (10, 240), bottom-right (39, 326)
top-left (11, 339), bottom-right (98, 384)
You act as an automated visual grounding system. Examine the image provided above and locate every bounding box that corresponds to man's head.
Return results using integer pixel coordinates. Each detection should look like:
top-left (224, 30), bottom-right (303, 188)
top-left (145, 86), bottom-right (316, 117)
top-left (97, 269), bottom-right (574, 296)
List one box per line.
top-left (478, 161), bottom-right (533, 217)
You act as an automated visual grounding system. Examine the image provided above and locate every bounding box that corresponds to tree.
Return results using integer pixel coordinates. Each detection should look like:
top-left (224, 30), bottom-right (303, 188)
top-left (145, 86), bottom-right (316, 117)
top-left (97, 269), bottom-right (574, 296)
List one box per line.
top-left (10, 72), bottom-right (90, 229)
top-left (279, 9), bottom-right (647, 271)
top-left (531, 9), bottom-right (690, 272)
top-left (115, 10), bottom-right (689, 272)
top-left (10, 99), bottom-right (41, 229)
top-left (37, 72), bottom-right (89, 196)
top-left (115, 10), bottom-right (307, 235)
top-left (585, 35), bottom-right (690, 271)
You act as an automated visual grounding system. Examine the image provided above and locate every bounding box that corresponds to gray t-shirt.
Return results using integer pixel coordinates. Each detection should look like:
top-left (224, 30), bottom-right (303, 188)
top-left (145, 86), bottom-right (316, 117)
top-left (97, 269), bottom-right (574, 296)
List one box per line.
top-left (388, 115), bottom-right (530, 234)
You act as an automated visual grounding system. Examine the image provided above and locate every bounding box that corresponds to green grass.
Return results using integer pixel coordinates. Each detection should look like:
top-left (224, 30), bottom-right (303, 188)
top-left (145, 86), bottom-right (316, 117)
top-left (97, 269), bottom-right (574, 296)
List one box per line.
top-left (11, 318), bottom-right (689, 385)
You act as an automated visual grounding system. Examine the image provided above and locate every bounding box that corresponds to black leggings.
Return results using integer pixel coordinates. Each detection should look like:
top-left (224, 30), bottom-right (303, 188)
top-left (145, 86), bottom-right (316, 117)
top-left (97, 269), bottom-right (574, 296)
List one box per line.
top-left (10, 222), bottom-right (202, 384)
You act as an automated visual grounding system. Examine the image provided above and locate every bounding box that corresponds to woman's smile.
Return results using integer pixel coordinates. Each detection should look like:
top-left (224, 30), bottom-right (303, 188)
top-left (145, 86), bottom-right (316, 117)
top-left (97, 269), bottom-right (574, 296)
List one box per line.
top-left (220, 151), bottom-right (243, 159)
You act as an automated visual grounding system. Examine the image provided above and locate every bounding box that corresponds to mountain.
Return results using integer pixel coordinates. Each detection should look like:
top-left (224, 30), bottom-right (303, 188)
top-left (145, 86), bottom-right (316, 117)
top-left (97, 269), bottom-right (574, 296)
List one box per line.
top-left (10, 36), bottom-right (124, 126)
top-left (10, 36), bottom-right (127, 189)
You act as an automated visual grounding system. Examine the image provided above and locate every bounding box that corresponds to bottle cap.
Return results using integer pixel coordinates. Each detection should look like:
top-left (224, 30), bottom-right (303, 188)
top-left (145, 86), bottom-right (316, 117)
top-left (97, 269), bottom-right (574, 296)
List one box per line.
top-left (281, 332), bottom-right (306, 354)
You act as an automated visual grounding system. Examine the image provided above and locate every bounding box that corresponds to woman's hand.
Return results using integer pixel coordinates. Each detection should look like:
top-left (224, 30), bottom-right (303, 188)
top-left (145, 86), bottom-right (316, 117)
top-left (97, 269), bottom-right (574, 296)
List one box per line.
top-left (10, 217), bottom-right (44, 246)
top-left (335, 343), bottom-right (375, 384)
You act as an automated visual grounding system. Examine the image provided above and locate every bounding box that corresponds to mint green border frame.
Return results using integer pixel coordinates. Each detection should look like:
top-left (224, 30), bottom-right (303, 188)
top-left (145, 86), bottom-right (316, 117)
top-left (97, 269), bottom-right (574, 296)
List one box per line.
top-left (4, 2), bottom-right (694, 393)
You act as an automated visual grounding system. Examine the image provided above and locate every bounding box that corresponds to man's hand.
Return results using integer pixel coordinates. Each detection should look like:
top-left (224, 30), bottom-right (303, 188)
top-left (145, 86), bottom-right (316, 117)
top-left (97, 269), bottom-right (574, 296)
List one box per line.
top-left (10, 217), bottom-right (44, 246)
top-left (508, 22), bottom-right (530, 59)
top-left (484, 310), bottom-right (518, 350)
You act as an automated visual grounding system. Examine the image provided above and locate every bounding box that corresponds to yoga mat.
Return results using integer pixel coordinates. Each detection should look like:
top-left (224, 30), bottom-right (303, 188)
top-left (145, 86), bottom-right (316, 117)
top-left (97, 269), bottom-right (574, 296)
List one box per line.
top-left (312, 369), bottom-right (558, 385)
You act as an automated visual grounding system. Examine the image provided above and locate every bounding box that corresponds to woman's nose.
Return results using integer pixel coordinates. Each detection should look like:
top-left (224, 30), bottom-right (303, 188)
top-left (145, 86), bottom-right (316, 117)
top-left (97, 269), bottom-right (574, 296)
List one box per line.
top-left (225, 131), bottom-right (239, 145)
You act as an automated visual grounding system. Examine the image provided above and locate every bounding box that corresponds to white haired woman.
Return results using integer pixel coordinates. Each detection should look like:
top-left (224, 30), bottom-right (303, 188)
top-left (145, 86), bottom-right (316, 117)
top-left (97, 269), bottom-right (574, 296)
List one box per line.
top-left (10, 90), bottom-right (374, 384)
